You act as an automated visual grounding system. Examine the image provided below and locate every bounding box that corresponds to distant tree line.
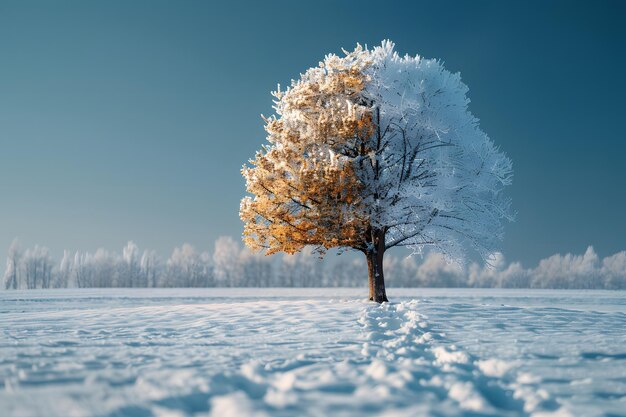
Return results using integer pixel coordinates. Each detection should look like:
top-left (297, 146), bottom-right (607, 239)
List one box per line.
top-left (3, 238), bottom-right (625, 290)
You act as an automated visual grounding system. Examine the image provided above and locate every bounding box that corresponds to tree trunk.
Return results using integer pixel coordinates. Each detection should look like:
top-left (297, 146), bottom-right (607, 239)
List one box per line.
top-left (365, 228), bottom-right (388, 303)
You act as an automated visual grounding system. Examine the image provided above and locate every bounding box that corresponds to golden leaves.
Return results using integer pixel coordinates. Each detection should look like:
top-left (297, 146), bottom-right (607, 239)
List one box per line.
top-left (241, 48), bottom-right (375, 256)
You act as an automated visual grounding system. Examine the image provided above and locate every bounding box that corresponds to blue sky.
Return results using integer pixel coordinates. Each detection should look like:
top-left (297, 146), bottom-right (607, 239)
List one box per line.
top-left (0, 0), bottom-right (624, 265)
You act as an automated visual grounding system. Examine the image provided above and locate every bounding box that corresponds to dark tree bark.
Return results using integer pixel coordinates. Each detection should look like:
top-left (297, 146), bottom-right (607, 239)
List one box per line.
top-left (365, 228), bottom-right (388, 303)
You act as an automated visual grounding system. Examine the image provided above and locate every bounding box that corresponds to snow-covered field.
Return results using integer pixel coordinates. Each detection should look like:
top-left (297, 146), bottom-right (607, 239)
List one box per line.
top-left (0, 289), bottom-right (624, 417)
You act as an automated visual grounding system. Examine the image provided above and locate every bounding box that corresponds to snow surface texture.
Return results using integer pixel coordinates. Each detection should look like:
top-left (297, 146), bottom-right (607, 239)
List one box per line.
top-left (0, 289), bottom-right (624, 417)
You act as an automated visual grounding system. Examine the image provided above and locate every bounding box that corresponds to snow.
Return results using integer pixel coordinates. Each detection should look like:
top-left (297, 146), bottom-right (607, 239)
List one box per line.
top-left (0, 288), bottom-right (624, 417)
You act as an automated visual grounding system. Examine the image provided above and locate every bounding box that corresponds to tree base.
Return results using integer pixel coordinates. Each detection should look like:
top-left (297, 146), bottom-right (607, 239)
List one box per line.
top-left (364, 227), bottom-right (389, 303)
top-left (369, 295), bottom-right (389, 303)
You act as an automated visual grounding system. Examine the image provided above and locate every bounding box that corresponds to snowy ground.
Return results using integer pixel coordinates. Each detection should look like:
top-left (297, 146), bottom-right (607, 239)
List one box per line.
top-left (0, 289), bottom-right (624, 417)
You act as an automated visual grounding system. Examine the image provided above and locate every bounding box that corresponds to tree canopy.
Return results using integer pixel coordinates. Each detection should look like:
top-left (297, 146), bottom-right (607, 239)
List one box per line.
top-left (241, 41), bottom-right (513, 301)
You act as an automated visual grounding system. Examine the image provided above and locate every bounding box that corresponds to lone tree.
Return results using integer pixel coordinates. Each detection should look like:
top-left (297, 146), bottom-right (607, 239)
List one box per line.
top-left (241, 41), bottom-right (513, 302)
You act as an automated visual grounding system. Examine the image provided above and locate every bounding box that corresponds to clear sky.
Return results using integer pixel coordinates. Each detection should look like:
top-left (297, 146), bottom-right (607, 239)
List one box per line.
top-left (0, 0), bottom-right (624, 265)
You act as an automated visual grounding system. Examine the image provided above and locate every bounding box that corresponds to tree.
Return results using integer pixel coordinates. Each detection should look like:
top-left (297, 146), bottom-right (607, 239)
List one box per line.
top-left (241, 41), bottom-right (513, 302)
top-left (120, 241), bottom-right (140, 287)
top-left (90, 249), bottom-right (118, 288)
top-left (55, 250), bottom-right (73, 288)
top-left (236, 248), bottom-right (272, 287)
top-left (4, 239), bottom-right (22, 290)
top-left (279, 247), bottom-right (322, 287)
top-left (141, 249), bottom-right (161, 288)
top-left (213, 236), bottom-right (242, 287)
top-left (167, 244), bottom-right (212, 287)
top-left (73, 251), bottom-right (92, 288)
top-left (23, 245), bottom-right (53, 289)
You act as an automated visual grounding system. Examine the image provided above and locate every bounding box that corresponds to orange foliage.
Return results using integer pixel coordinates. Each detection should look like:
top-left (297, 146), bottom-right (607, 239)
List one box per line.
top-left (240, 48), bottom-right (374, 255)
